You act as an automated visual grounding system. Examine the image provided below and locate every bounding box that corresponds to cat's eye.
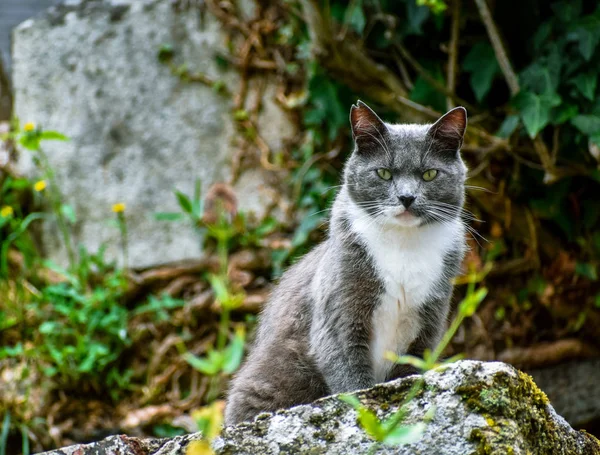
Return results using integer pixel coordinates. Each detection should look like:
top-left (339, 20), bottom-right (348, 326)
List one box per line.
top-left (376, 168), bottom-right (392, 180)
top-left (423, 169), bottom-right (438, 181)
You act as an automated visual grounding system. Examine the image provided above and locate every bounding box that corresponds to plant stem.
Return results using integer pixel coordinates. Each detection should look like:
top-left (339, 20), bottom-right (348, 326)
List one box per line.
top-left (37, 148), bottom-right (76, 269)
top-left (447, 0), bottom-right (461, 110)
top-left (473, 0), bottom-right (519, 96)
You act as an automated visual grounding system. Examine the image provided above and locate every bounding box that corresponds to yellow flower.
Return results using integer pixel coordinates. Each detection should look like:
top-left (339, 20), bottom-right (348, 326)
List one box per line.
top-left (112, 202), bottom-right (126, 213)
top-left (34, 180), bottom-right (47, 192)
top-left (1, 206), bottom-right (14, 218)
top-left (23, 122), bottom-right (35, 132)
top-left (185, 440), bottom-right (214, 455)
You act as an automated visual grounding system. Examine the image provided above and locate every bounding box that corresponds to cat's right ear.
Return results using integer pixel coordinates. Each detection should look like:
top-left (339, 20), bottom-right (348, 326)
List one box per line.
top-left (350, 101), bottom-right (388, 153)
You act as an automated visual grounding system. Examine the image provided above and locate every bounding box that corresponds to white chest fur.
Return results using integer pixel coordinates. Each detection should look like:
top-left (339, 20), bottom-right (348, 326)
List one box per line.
top-left (349, 205), bottom-right (463, 383)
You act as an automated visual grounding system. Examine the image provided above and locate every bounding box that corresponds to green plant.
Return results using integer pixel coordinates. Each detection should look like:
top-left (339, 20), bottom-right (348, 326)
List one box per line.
top-left (157, 182), bottom-right (248, 400)
top-left (30, 251), bottom-right (130, 390)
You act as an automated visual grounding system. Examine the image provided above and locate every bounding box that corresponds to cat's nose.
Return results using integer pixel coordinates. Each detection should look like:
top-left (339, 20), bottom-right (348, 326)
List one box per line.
top-left (398, 195), bottom-right (416, 208)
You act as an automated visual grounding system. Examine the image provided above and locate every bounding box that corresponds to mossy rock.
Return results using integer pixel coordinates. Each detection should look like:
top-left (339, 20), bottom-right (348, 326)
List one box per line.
top-left (41, 361), bottom-right (600, 455)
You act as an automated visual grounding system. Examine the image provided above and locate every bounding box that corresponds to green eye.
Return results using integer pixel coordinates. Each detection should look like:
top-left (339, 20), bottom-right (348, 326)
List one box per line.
top-left (423, 169), bottom-right (438, 181)
top-left (377, 168), bottom-right (392, 180)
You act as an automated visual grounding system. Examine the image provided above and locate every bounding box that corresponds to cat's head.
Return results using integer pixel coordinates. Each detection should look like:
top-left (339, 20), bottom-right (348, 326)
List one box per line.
top-left (344, 101), bottom-right (467, 228)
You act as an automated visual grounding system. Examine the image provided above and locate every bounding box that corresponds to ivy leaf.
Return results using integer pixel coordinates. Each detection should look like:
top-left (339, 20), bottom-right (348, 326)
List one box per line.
top-left (571, 13), bottom-right (600, 61)
top-left (551, 104), bottom-right (579, 125)
top-left (571, 115), bottom-right (600, 136)
top-left (346, 0), bottom-right (366, 35)
top-left (571, 72), bottom-right (597, 101)
top-left (463, 43), bottom-right (500, 102)
top-left (571, 114), bottom-right (600, 145)
top-left (405, 1), bottom-right (430, 36)
top-left (496, 115), bottom-right (520, 139)
top-left (513, 91), bottom-right (561, 138)
top-left (575, 262), bottom-right (598, 281)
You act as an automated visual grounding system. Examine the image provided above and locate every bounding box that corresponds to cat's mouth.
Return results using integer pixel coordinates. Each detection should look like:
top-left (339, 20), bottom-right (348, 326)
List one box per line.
top-left (391, 208), bottom-right (422, 227)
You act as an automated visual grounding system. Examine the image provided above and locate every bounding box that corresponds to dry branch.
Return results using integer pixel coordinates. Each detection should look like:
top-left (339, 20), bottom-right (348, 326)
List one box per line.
top-left (498, 339), bottom-right (600, 369)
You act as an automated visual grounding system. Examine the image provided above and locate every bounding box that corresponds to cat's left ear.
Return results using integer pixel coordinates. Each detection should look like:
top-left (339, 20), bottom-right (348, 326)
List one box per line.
top-left (350, 100), bottom-right (388, 153)
top-left (427, 106), bottom-right (467, 153)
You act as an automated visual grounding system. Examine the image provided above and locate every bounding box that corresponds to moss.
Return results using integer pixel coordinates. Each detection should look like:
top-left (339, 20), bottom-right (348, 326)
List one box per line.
top-left (312, 429), bottom-right (336, 442)
top-left (457, 368), bottom-right (600, 455)
top-left (308, 413), bottom-right (326, 428)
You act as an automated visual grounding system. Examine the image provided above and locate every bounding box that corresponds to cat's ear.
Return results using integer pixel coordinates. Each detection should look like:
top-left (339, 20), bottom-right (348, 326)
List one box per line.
top-left (350, 101), bottom-right (388, 152)
top-left (427, 106), bottom-right (467, 154)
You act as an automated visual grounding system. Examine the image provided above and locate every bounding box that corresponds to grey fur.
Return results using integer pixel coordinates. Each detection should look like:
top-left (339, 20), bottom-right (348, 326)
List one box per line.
top-left (225, 102), bottom-right (468, 425)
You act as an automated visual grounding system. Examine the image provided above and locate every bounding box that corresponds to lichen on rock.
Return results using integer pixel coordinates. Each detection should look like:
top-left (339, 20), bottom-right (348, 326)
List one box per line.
top-left (39, 360), bottom-right (600, 455)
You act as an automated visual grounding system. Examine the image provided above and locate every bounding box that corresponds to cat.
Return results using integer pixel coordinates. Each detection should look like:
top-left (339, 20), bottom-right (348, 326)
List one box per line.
top-left (225, 101), bottom-right (468, 425)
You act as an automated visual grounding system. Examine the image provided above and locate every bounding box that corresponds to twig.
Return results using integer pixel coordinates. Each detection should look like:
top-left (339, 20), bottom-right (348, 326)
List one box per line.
top-left (392, 49), bottom-right (413, 90)
top-left (447, 0), bottom-right (461, 110)
top-left (473, 0), bottom-right (519, 96)
top-left (497, 339), bottom-right (600, 369)
top-left (395, 42), bottom-right (476, 112)
top-left (395, 96), bottom-right (440, 118)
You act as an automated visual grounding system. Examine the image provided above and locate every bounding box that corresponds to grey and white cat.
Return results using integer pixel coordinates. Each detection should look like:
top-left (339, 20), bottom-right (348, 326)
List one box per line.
top-left (225, 101), bottom-right (468, 425)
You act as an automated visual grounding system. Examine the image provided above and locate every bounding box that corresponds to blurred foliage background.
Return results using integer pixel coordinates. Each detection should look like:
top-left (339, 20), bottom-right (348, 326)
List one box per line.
top-left (1, 0), bottom-right (600, 453)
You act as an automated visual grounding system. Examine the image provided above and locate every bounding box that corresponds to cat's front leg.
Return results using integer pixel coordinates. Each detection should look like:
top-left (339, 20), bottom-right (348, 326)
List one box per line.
top-left (311, 301), bottom-right (375, 394)
top-left (386, 295), bottom-right (450, 382)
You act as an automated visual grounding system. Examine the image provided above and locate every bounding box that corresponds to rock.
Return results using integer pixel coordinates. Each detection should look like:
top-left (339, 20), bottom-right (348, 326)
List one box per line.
top-left (527, 358), bottom-right (600, 430)
top-left (39, 361), bottom-right (600, 455)
top-left (12, 0), bottom-right (295, 269)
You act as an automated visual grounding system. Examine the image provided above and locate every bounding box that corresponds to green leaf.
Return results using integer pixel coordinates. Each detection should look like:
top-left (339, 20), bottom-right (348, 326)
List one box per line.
top-left (39, 321), bottom-right (58, 334)
top-left (410, 75), bottom-right (446, 113)
top-left (383, 422), bottom-right (426, 445)
top-left (551, 104), bottom-right (578, 125)
top-left (60, 204), bottom-right (77, 224)
top-left (154, 212), bottom-right (184, 221)
top-left (175, 190), bottom-right (193, 214)
top-left (462, 43), bottom-right (500, 102)
top-left (157, 43), bottom-right (175, 63)
top-left (79, 344), bottom-right (109, 372)
top-left (222, 330), bottom-right (246, 374)
top-left (183, 351), bottom-right (222, 376)
top-left (513, 91), bottom-right (561, 138)
top-left (339, 394), bottom-right (362, 410)
top-left (459, 287), bottom-right (488, 317)
top-left (207, 274), bottom-right (230, 303)
top-left (575, 262), bottom-right (598, 281)
top-left (357, 407), bottom-right (384, 441)
top-left (495, 115), bottom-right (520, 139)
top-left (571, 14), bottom-right (600, 61)
top-left (571, 72), bottom-right (597, 101)
top-left (192, 179), bottom-right (203, 218)
top-left (390, 354), bottom-right (427, 371)
top-left (39, 131), bottom-right (68, 141)
top-left (233, 109), bottom-right (249, 121)
top-left (18, 134), bottom-right (40, 151)
top-left (571, 115), bottom-right (600, 137)
top-left (405, 1), bottom-right (430, 36)
top-left (346, 0), bottom-right (366, 35)
top-left (1, 411), bottom-right (11, 455)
